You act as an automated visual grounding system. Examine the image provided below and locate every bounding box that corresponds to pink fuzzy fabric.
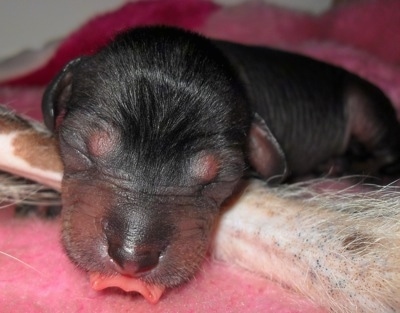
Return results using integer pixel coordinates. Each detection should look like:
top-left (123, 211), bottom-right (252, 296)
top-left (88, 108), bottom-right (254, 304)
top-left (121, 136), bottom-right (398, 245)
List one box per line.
top-left (1, 0), bottom-right (399, 312)
top-left (0, 206), bottom-right (319, 313)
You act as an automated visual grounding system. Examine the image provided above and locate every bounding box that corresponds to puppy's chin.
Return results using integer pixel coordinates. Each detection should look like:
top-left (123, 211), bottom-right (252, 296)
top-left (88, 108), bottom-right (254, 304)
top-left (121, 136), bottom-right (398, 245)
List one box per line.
top-left (60, 178), bottom-right (219, 288)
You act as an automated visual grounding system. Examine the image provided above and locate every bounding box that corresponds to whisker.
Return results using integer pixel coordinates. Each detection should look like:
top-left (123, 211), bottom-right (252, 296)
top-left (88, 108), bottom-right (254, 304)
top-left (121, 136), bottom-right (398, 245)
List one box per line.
top-left (0, 250), bottom-right (44, 276)
top-left (0, 172), bottom-right (60, 208)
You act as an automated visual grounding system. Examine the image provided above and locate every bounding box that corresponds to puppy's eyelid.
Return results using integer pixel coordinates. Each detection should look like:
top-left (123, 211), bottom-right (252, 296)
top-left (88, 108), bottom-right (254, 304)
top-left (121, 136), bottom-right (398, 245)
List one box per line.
top-left (62, 144), bottom-right (93, 172)
top-left (201, 181), bottom-right (217, 194)
top-left (74, 147), bottom-right (92, 163)
top-left (60, 131), bottom-right (88, 153)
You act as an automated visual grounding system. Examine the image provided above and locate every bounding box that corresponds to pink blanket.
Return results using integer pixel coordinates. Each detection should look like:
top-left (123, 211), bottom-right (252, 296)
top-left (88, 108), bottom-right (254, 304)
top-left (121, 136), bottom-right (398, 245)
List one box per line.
top-left (1, 0), bottom-right (399, 312)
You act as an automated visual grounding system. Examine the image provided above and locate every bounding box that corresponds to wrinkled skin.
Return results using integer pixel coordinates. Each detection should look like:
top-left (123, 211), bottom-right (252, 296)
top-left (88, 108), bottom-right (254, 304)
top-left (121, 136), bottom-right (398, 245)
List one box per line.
top-left (42, 26), bottom-right (400, 290)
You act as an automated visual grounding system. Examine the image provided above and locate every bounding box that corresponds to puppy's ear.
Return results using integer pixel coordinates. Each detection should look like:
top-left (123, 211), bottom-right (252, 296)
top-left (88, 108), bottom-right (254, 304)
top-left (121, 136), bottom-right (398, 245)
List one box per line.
top-left (247, 114), bottom-right (288, 184)
top-left (42, 58), bottom-right (83, 131)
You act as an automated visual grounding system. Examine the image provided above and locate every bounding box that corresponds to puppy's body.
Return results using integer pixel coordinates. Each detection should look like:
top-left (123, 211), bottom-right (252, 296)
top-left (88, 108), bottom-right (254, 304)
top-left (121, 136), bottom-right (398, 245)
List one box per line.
top-left (215, 40), bottom-right (400, 176)
top-left (42, 26), bottom-right (400, 290)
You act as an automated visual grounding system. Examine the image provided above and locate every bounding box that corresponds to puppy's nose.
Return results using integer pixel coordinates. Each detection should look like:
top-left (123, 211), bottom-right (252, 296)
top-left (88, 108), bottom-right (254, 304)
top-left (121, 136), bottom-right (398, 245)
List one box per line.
top-left (108, 244), bottom-right (161, 275)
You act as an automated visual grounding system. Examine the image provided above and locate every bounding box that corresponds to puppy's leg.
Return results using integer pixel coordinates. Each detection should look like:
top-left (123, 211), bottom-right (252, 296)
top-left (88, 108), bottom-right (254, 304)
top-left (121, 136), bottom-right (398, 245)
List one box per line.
top-left (213, 179), bottom-right (400, 313)
top-left (0, 105), bottom-right (62, 216)
top-left (0, 105), bottom-right (62, 190)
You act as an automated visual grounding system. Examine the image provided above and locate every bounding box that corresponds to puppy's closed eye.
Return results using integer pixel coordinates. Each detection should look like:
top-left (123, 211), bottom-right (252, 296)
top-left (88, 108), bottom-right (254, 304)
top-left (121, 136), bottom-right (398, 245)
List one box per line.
top-left (61, 145), bottom-right (92, 173)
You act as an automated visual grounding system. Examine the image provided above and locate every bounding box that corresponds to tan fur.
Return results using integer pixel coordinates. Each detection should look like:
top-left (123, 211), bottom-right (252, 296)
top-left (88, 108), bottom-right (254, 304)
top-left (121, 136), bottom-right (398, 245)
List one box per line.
top-left (0, 105), bottom-right (62, 173)
top-left (12, 132), bottom-right (62, 173)
top-left (213, 180), bottom-right (400, 313)
top-left (0, 105), bottom-right (62, 190)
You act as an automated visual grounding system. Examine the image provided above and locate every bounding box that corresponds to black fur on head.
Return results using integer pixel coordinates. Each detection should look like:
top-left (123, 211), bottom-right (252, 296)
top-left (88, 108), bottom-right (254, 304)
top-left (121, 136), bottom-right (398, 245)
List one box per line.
top-left (43, 26), bottom-right (251, 287)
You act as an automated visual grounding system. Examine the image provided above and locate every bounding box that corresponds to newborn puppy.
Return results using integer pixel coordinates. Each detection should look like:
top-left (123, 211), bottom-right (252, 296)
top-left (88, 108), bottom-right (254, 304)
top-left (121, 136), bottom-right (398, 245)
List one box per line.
top-left (42, 26), bottom-right (400, 291)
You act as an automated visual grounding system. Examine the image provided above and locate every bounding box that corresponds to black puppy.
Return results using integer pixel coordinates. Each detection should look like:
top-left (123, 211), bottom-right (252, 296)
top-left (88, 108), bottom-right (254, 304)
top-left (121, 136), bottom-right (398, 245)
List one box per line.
top-left (42, 26), bottom-right (400, 289)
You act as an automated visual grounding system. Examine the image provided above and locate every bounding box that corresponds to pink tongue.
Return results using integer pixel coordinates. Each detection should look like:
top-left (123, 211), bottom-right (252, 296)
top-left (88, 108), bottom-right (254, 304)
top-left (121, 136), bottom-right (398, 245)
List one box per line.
top-left (89, 272), bottom-right (166, 304)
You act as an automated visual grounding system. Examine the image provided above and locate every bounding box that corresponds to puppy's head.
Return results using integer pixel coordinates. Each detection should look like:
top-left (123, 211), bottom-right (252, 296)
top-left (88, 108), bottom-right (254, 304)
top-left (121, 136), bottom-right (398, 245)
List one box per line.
top-left (42, 27), bottom-right (250, 287)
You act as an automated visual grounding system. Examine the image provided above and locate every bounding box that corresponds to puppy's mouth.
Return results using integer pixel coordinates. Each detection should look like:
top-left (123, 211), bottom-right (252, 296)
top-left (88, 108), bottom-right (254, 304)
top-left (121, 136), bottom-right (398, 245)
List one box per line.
top-left (63, 225), bottom-right (210, 303)
top-left (61, 196), bottom-right (217, 303)
top-left (89, 272), bottom-right (166, 303)
top-left (84, 230), bottom-right (210, 304)
top-left (60, 178), bottom-right (222, 303)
